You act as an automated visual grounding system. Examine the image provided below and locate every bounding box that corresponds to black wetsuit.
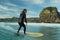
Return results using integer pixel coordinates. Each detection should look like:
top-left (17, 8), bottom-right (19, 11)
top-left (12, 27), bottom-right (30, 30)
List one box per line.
top-left (18, 13), bottom-right (27, 34)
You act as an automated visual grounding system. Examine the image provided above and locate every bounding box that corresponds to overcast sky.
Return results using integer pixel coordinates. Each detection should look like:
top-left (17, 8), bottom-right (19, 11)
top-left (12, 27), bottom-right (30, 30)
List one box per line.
top-left (0, 0), bottom-right (60, 18)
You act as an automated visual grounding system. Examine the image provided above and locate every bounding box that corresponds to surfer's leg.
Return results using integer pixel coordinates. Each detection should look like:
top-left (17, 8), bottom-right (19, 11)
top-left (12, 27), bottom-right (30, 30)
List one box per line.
top-left (17, 23), bottom-right (22, 33)
top-left (17, 26), bottom-right (22, 33)
top-left (23, 24), bottom-right (26, 34)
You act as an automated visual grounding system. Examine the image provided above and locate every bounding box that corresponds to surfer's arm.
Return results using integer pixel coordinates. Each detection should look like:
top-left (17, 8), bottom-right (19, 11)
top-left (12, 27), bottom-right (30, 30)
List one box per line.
top-left (24, 14), bottom-right (27, 23)
top-left (18, 14), bottom-right (23, 22)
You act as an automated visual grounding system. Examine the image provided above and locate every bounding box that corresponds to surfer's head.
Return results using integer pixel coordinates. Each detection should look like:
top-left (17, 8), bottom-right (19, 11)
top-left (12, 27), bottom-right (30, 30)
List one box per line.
top-left (22, 9), bottom-right (27, 14)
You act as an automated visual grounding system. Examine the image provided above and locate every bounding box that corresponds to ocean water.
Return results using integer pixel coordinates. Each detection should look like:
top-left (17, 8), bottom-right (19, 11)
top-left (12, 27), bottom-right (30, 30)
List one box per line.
top-left (0, 22), bottom-right (60, 40)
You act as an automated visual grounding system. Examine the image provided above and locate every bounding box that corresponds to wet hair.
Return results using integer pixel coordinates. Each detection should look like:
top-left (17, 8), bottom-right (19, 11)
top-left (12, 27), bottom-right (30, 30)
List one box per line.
top-left (23, 9), bottom-right (27, 12)
top-left (22, 9), bottom-right (27, 14)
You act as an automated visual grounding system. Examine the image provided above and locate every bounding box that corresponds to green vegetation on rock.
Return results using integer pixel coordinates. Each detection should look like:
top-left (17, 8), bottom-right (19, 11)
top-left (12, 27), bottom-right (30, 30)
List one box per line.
top-left (39, 7), bottom-right (60, 23)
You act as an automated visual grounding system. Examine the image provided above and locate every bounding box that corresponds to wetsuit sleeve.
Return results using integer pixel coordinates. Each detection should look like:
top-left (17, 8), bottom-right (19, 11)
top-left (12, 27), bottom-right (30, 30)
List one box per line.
top-left (24, 14), bottom-right (27, 23)
top-left (18, 14), bottom-right (23, 22)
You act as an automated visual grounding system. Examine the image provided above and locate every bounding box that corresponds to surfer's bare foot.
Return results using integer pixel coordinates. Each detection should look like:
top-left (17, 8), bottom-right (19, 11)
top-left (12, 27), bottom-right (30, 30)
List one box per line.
top-left (17, 31), bottom-right (19, 34)
top-left (24, 33), bottom-right (26, 35)
top-left (16, 31), bottom-right (20, 36)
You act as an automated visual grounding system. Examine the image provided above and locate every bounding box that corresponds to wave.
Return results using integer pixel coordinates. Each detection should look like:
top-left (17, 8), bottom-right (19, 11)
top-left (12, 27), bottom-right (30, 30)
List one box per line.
top-left (0, 22), bottom-right (60, 27)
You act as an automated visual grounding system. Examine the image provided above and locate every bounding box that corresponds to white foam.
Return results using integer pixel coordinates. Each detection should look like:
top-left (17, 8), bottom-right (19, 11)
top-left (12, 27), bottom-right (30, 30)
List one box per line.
top-left (27, 23), bottom-right (60, 27)
top-left (0, 22), bottom-right (60, 27)
top-left (0, 25), bottom-right (16, 32)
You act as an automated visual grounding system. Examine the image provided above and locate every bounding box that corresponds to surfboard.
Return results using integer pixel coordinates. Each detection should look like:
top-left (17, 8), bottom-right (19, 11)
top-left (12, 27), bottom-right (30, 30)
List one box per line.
top-left (16, 31), bottom-right (44, 37)
top-left (26, 32), bottom-right (44, 37)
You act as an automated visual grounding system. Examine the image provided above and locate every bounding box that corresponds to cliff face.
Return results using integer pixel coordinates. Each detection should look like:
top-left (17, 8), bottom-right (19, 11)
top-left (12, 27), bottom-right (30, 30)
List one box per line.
top-left (39, 7), bottom-right (60, 23)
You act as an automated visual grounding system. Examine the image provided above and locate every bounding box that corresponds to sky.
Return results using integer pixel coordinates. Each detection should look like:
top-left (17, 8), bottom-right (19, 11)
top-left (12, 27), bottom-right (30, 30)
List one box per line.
top-left (0, 0), bottom-right (60, 18)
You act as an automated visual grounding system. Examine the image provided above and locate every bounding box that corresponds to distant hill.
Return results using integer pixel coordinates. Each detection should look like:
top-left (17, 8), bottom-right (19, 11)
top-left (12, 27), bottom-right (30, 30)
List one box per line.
top-left (39, 7), bottom-right (60, 23)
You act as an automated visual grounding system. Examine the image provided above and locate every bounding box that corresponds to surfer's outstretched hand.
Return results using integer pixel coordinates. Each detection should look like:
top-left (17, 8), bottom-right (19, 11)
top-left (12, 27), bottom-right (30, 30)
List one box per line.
top-left (24, 22), bottom-right (27, 26)
top-left (26, 23), bottom-right (27, 26)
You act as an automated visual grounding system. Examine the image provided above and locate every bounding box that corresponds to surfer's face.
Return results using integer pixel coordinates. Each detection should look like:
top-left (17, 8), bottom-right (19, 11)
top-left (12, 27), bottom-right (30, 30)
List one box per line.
top-left (24, 10), bottom-right (27, 14)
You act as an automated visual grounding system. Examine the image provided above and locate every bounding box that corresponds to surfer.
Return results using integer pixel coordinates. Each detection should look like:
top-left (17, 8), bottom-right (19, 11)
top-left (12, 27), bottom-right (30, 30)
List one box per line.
top-left (17, 9), bottom-right (27, 34)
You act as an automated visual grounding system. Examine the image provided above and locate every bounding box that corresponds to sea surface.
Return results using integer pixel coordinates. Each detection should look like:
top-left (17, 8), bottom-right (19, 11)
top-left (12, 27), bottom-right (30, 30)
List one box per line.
top-left (0, 22), bottom-right (60, 40)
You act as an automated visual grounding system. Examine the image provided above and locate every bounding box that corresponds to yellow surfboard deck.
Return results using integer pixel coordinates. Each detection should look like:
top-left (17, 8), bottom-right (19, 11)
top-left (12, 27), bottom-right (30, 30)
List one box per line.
top-left (17, 31), bottom-right (44, 37)
top-left (26, 32), bottom-right (44, 37)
